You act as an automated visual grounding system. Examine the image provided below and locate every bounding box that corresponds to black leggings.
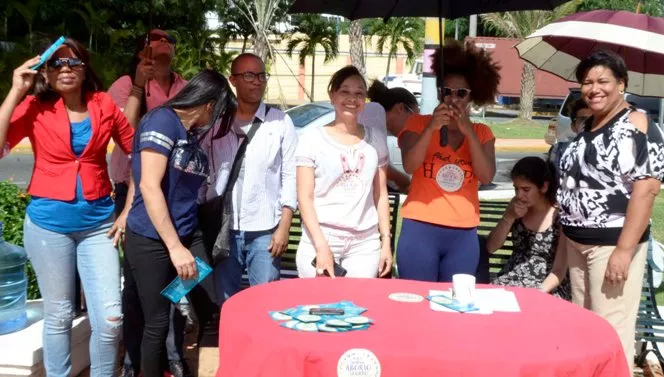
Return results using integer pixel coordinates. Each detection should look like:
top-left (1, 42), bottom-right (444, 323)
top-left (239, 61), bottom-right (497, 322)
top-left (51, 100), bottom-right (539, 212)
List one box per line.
top-left (124, 227), bottom-right (218, 377)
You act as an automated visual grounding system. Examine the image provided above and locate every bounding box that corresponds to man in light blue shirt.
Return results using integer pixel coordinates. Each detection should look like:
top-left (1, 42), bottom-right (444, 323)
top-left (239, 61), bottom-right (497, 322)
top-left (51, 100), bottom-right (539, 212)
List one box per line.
top-left (207, 53), bottom-right (298, 302)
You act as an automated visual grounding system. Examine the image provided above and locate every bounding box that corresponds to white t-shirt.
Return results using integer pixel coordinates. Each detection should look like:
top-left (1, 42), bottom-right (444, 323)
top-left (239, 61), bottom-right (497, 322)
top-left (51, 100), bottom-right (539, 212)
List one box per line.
top-left (295, 111), bottom-right (389, 234)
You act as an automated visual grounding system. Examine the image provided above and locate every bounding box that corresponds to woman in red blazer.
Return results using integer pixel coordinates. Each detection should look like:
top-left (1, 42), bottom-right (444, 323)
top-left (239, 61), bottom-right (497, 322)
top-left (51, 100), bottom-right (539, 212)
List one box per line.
top-left (0, 38), bottom-right (133, 377)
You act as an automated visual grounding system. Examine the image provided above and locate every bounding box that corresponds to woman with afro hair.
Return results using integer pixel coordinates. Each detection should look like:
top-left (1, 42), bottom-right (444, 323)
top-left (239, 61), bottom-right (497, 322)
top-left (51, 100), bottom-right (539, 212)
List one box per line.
top-left (396, 40), bottom-right (501, 282)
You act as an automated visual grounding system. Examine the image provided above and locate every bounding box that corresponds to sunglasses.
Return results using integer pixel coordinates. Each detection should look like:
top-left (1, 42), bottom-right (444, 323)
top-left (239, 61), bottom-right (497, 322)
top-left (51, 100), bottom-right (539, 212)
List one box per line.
top-left (148, 33), bottom-right (177, 44)
top-left (441, 87), bottom-right (471, 99)
top-left (47, 58), bottom-right (85, 70)
top-left (231, 72), bottom-right (270, 83)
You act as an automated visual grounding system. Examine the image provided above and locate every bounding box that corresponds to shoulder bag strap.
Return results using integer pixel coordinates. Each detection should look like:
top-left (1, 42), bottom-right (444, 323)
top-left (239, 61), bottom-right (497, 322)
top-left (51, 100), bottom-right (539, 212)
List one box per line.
top-left (222, 106), bottom-right (271, 197)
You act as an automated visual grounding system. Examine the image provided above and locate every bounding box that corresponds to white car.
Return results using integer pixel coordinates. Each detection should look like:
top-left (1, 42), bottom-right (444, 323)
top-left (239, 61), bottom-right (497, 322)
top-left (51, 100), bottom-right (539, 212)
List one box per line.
top-left (285, 102), bottom-right (405, 175)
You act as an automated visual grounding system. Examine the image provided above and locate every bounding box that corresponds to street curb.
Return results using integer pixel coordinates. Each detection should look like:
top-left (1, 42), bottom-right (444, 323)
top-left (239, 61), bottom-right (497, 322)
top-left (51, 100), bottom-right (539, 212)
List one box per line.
top-left (495, 146), bottom-right (548, 153)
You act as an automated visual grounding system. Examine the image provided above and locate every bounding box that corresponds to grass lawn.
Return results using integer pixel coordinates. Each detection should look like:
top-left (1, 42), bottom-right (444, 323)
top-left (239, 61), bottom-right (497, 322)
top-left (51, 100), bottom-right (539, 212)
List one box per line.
top-left (476, 118), bottom-right (550, 139)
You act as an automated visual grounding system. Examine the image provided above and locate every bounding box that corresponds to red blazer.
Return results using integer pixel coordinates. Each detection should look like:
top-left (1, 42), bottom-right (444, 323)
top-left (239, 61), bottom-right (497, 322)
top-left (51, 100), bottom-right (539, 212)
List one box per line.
top-left (5, 92), bottom-right (134, 201)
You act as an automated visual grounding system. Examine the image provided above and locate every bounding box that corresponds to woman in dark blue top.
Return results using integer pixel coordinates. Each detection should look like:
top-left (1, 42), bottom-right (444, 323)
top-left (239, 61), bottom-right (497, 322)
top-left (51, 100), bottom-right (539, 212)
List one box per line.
top-left (124, 69), bottom-right (236, 377)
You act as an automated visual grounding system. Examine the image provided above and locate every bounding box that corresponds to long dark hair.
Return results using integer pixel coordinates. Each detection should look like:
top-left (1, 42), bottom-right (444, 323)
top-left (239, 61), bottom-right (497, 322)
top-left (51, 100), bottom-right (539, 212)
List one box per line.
top-left (510, 157), bottom-right (558, 205)
top-left (33, 37), bottom-right (103, 102)
top-left (161, 69), bottom-right (236, 138)
top-left (367, 80), bottom-right (418, 112)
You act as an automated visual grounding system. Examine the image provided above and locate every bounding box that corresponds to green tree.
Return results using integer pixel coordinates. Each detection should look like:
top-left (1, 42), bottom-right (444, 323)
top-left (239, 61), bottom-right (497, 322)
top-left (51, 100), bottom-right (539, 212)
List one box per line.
top-left (227, 0), bottom-right (291, 62)
top-left (481, 1), bottom-right (580, 120)
top-left (366, 17), bottom-right (424, 78)
top-left (73, 2), bottom-right (112, 52)
top-left (577, 0), bottom-right (663, 16)
top-left (286, 15), bottom-right (339, 102)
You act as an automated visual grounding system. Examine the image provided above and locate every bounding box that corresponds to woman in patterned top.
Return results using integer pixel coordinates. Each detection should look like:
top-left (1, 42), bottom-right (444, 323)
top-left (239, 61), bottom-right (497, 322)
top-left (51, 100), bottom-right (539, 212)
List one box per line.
top-left (557, 50), bottom-right (664, 372)
top-left (487, 157), bottom-right (570, 300)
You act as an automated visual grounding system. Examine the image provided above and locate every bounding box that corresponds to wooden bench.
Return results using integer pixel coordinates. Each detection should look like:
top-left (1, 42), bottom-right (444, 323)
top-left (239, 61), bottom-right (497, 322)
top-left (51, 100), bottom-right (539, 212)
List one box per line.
top-left (476, 200), bottom-right (664, 367)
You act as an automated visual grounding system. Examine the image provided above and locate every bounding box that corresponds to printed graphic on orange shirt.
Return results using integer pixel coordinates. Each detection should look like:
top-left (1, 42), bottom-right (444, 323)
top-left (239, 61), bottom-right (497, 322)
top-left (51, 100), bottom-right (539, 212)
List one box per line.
top-left (421, 152), bottom-right (474, 193)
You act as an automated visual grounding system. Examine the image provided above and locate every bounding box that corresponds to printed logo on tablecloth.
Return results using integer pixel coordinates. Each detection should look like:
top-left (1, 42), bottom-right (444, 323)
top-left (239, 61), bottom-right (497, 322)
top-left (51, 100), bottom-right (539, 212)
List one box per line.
top-left (337, 348), bottom-right (381, 377)
top-left (388, 292), bottom-right (424, 303)
top-left (435, 164), bottom-right (464, 192)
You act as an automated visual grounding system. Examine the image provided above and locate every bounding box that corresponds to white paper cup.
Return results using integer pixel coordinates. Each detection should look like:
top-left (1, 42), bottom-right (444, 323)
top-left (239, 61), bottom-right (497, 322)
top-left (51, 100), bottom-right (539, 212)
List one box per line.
top-left (452, 274), bottom-right (476, 304)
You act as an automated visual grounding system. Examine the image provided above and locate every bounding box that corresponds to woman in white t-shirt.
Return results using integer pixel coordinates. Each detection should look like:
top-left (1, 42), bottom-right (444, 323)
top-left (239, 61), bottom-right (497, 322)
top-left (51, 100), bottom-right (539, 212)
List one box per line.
top-left (295, 66), bottom-right (393, 278)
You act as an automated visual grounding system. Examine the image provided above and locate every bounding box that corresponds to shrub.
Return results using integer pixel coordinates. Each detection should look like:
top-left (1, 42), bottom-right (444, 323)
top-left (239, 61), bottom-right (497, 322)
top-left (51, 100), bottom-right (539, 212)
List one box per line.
top-left (0, 181), bottom-right (40, 299)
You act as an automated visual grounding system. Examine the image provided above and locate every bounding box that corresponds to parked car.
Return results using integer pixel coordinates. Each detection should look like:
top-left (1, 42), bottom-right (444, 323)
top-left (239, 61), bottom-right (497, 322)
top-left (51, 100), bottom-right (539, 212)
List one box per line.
top-left (285, 101), bottom-right (406, 175)
top-left (546, 88), bottom-right (663, 165)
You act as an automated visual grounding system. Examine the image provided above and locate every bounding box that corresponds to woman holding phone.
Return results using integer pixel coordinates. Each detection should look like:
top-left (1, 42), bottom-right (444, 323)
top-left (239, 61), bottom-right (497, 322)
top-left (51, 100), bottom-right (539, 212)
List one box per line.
top-left (396, 40), bottom-right (500, 282)
top-left (0, 38), bottom-right (133, 377)
top-left (295, 66), bottom-right (392, 278)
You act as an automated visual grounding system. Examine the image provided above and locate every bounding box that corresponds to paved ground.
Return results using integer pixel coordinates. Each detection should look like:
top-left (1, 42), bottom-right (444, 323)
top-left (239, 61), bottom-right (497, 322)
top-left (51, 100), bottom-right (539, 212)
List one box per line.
top-left (0, 147), bottom-right (544, 189)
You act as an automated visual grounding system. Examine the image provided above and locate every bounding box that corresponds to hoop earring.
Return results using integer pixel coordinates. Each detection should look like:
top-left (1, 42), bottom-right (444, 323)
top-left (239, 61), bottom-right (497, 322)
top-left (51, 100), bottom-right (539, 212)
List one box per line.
top-left (619, 90), bottom-right (625, 95)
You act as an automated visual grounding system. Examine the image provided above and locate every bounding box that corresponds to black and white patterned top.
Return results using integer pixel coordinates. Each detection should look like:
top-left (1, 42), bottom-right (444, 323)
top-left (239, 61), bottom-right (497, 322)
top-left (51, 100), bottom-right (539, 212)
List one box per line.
top-left (557, 107), bottom-right (664, 245)
top-left (492, 215), bottom-right (571, 300)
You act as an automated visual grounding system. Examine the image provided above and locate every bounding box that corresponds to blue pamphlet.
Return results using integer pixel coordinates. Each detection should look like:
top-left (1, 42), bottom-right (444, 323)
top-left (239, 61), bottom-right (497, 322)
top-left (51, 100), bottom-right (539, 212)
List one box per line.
top-left (31, 36), bottom-right (66, 70)
top-left (160, 257), bottom-right (212, 303)
top-left (427, 294), bottom-right (480, 313)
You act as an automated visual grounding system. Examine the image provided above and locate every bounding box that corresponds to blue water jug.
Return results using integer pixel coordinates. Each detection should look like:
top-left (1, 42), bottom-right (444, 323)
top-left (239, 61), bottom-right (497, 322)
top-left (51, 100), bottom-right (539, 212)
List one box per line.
top-left (0, 221), bottom-right (28, 335)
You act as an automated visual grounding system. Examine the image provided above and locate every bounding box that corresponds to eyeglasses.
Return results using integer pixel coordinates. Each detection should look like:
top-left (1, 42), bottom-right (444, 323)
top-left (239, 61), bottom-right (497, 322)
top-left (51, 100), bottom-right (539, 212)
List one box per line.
top-left (231, 72), bottom-right (270, 83)
top-left (404, 104), bottom-right (419, 114)
top-left (441, 87), bottom-right (471, 99)
top-left (47, 58), bottom-right (85, 70)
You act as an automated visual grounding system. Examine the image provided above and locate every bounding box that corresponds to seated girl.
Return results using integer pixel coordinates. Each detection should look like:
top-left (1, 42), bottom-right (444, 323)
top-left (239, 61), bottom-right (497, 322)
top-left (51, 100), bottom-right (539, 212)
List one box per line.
top-left (486, 157), bottom-right (570, 300)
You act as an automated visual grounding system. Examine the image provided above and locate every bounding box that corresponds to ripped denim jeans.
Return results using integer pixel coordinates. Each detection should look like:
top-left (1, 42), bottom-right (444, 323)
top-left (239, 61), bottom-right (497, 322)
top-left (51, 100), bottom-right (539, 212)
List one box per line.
top-left (24, 215), bottom-right (122, 377)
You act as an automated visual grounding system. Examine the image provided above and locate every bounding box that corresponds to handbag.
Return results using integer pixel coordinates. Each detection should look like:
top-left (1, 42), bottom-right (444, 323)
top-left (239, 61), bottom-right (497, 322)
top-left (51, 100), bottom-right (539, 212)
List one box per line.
top-left (198, 108), bottom-right (269, 265)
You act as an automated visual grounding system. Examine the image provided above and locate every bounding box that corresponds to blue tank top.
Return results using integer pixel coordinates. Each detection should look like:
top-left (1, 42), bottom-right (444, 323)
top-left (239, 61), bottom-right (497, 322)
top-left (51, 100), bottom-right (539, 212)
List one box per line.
top-left (27, 117), bottom-right (114, 233)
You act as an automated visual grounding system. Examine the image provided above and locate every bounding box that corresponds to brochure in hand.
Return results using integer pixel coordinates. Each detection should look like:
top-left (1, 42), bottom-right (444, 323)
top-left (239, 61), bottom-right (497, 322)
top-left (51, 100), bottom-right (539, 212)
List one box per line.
top-left (160, 257), bottom-right (213, 303)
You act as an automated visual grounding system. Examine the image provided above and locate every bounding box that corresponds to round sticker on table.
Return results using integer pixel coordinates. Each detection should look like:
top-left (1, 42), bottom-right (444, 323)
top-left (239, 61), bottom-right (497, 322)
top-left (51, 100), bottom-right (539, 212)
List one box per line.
top-left (436, 164), bottom-right (465, 192)
top-left (337, 348), bottom-right (381, 377)
top-left (388, 293), bottom-right (424, 303)
top-left (345, 316), bottom-right (372, 325)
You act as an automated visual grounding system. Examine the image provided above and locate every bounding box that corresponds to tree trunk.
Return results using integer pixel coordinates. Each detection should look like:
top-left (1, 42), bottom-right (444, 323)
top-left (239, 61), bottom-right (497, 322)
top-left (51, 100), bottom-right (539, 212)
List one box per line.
top-left (349, 20), bottom-right (366, 76)
top-left (89, 33), bottom-right (93, 52)
top-left (519, 62), bottom-right (537, 120)
top-left (242, 36), bottom-right (248, 53)
top-left (385, 52), bottom-right (393, 79)
top-left (310, 53), bottom-right (316, 102)
top-left (253, 33), bottom-right (270, 63)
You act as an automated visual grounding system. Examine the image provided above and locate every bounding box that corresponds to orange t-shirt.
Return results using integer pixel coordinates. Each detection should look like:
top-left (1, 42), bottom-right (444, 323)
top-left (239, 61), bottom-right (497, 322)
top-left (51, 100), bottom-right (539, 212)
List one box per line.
top-left (398, 114), bottom-right (495, 228)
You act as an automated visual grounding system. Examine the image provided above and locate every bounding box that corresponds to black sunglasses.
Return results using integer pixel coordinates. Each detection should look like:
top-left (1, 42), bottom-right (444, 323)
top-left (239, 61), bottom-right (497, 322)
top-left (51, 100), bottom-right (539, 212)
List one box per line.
top-left (47, 58), bottom-right (85, 70)
top-left (441, 87), bottom-right (471, 99)
top-left (148, 33), bottom-right (177, 44)
top-left (231, 72), bottom-right (270, 83)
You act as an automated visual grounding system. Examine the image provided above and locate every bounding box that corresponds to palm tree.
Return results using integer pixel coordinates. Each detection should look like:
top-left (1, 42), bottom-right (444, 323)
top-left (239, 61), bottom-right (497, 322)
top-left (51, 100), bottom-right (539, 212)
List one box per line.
top-left (481, 1), bottom-right (580, 120)
top-left (366, 17), bottom-right (424, 78)
top-left (286, 15), bottom-right (339, 102)
top-left (74, 2), bottom-right (111, 52)
top-left (231, 0), bottom-right (288, 62)
top-left (349, 20), bottom-right (366, 76)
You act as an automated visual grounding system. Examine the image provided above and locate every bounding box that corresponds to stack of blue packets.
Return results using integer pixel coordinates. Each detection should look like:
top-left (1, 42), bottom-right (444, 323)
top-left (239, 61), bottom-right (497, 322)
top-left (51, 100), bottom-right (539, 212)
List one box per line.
top-left (426, 294), bottom-right (480, 313)
top-left (269, 301), bottom-right (374, 332)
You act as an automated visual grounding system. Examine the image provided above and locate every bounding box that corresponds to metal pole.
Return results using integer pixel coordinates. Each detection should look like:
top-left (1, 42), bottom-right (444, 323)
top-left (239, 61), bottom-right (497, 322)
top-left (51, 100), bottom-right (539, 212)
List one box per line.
top-left (420, 18), bottom-right (442, 115)
top-left (659, 98), bottom-right (664, 130)
top-left (455, 19), bottom-right (459, 40)
top-left (469, 14), bottom-right (477, 37)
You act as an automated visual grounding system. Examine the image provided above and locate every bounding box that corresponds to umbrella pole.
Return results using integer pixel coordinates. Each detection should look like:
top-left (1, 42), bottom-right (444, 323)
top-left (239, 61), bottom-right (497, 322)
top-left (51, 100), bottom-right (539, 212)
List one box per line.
top-left (146, 0), bottom-right (153, 97)
top-left (438, 6), bottom-right (448, 147)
